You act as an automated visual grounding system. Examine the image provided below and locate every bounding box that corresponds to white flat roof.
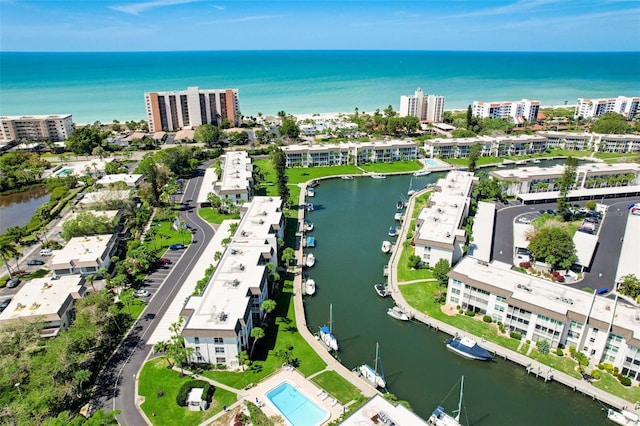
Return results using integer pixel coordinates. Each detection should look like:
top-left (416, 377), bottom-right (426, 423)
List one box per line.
top-left (79, 190), bottom-right (131, 205)
top-left (615, 212), bottom-right (640, 284)
top-left (218, 151), bottom-right (252, 194)
top-left (339, 394), bottom-right (429, 426)
top-left (96, 174), bottom-right (142, 186)
top-left (196, 168), bottom-right (218, 204)
top-left (468, 201), bottom-right (495, 262)
top-left (492, 162), bottom-right (640, 182)
top-left (513, 223), bottom-right (533, 249)
top-left (0, 275), bottom-right (84, 323)
top-left (573, 231), bottom-right (598, 267)
top-left (50, 234), bottom-right (113, 269)
top-left (0, 114), bottom-right (72, 120)
top-left (518, 185), bottom-right (640, 202)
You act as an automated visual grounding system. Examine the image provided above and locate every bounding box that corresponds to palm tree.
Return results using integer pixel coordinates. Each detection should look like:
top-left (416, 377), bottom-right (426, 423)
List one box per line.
top-left (260, 299), bottom-right (277, 319)
top-left (250, 327), bottom-right (265, 358)
top-left (236, 350), bottom-right (250, 371)
top-left (85, 274), bottom-right (96, 291)
top-left (0, 239), bottom-right (19, 279)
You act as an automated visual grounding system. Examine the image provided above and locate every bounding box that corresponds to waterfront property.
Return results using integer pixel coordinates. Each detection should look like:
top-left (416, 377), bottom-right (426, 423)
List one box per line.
top-left (413, 171), bottom-right (476, 267)
top-left (615, 211), bottom-right (640, 287)
top-left (0, 275), bottom-right (86, 338)
top-left (339, 394), bottom-right (429, 426)
top-left (95, 173), bottom-right (143, 188)
top-left (0, 114), bottom-right (74, 143)
top-left (266, 381), bottom-right (329, 426)
top-left (181, 196), bottom-right (284, 368)
top-left (472, 99), bottom-right (540, 124)
top-left (144, 86), bottom-right (240, 132)
top-left (213, 151), bottom-right (253, 204)
top-left (399, 87), bottom-right (445, 123)
top-left (575, 96), bottom-right (640, 119)
top-left (77, 190), bottom-right (133, 208)
top-left (49, 234), bottom-right (118, 277)
top-left (447, 257), bottom-right (640, 383)
top-left (281, 140), bottom-right (418, 168)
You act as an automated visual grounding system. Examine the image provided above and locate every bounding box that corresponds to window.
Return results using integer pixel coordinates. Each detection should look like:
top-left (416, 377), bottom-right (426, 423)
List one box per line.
top-left (214, 337), bottom-right (223, 344)
top-left (589, 337), bottom-right (596, 343)
top-left (216, 357), bottom-right (226, 364)
top-left (215, 347), bottom-right (225, 354)
top-left (494, 305), bottom-right (505, 312)
top-left (194, 337), bottom-right (200, 344)
top-left (496, 296), bottom-right (507, 303)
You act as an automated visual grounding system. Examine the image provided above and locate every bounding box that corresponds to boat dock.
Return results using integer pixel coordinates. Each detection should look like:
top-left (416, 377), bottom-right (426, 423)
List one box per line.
top-left (385, 186), bottom-right (640, 416)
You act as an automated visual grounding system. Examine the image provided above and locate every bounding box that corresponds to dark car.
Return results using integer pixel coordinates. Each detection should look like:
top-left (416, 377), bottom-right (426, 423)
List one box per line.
top-left (584, 217), bottom-right (598, 223)
top-left (159, 257), bottom-right (172, 265)
top-left (586, 211), bottom-right (602, 218)
top-left (169, 244), bottom-right (185, 250)
top-left (539, 210), bottom-right (546, 215)
top-left (27, 259), bottom-right (45, 266)
top-left (0, 298), bottom-right (11, 312)
top-left (546, 209), bottom-right (556, 215)
top-left (6, 278), bottom-right (21, 288)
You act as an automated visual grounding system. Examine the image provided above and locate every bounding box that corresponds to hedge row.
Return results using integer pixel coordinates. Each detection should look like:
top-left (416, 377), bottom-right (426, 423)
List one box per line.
top-left (176, 379), bottom-right (214, 407)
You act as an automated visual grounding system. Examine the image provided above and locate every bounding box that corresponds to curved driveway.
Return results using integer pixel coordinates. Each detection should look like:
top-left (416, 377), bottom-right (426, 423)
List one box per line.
top-left (90, 164), bottom-right (214, 425)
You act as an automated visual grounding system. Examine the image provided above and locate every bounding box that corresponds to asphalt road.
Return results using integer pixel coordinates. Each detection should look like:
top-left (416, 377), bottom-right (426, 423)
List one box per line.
top-left (90, 163), bottom-right (215, 424)
top-left (492, 196), bottom-right (638, 292)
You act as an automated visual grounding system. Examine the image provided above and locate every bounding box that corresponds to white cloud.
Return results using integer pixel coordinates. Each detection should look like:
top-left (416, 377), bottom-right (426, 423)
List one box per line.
top-left (457, 0), bottom-right (560, 18)
top-left (110, 0), bottom-right (200, 15)
top-left (212, 4), bottom-right (224, 11)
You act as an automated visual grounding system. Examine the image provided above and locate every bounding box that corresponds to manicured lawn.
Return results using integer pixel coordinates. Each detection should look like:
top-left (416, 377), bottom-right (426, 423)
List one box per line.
top-left (527, 349), bottom-right (582, 379)
top-left (144, 220), bottom-right (193, 253)
top-left (139, 358), bottom-right (237, 426)
top-left (396, 245), bottom-right (435, 282)
top-left (310, 370), bottom-right (362, 404)
top-left (593, 152), bottom-right (640, 161)
top-left (591, 371), bottom-right (640, 404)
top-left (286, 165), bottom-right (364, 184)
top-left (359, 160), bottom-right (422, 173)
top-left (444, 157), bottom-right (503, 167)
top-left (202, 279), bottom-right (327, 389)
top-left (198, 208), bottom-right (240, 224)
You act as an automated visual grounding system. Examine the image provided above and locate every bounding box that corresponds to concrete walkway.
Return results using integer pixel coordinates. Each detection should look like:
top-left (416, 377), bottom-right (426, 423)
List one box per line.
top-left (386, 188), bottom-right (640, 416)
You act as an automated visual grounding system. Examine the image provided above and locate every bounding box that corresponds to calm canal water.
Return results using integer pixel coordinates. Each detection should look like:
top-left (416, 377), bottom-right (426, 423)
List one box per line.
top-left (303, 171), bottom-right (607, 425)
top-left (0, 186), bottom-right (50, 234)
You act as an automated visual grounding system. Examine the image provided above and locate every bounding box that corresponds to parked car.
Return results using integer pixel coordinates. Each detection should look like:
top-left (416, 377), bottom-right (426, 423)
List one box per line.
top-left (596, 287), bottom-right (609, 295)
top-left (40, 248), bottom-right (53, 256)
top-left (0, 298), bottom-right (11, 312)
top-left (169, 244), bottom-right (185, 250)
top-left (517, 217), bottom-right (532, 224)
top-left (546, 209), bottom-right (556, 215)
top-left (584, 217), bottom-right (598, 223)
top-left (134, 290), bottom-right (151, 297)
top-left (159, 257), bottom-right (172, 265)
top-left (6, 278), bottom-right (21, 288)
top-left (27, 259), bottom-right (45, 266)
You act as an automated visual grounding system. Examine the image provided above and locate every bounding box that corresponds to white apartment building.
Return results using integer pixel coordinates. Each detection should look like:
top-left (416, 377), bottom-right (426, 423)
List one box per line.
top-left (181, 196), bottom-right (284, 368)
top-left (413, 171), bottom-right (476, 267)
top-left (0, 276), bottom-right (86, 338)
top-left (49, 234), bottom-right (118, 277)
top-left (399, 88), bottom-right (445, 123)
top-left (472, 99), bottom-right (540, 124)
top-left (144, 86), bottom-right (240, 132)
top-left (575, 96), bottom-right (640, 119)
top-left (447, 257), bottom-right (640, 382)
top-left (281, 140), bottom-right (418, 168)
top-left (196, 151), bottom-right (253, 207)
top-left (0, 114), bottom-right (74, 142)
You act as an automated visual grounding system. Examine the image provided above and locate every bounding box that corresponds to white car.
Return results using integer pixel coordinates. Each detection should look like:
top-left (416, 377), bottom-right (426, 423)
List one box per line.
top-left (517, 217), bottom-right (532, 224)
top-left (134, 290), bottom-right (151, 297)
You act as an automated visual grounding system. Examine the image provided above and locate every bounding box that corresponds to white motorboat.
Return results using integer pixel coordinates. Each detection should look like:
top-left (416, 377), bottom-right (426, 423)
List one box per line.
top-left (303, 221), bottom-right (314, 232)
top-left (414, 170), bottom-right (431, 176)
top-left (307, 187), bottom-right (315, 197)
top-left (381, 240), bottom-right (392, 253)
top-left (358, 343), bottom-right (386, 389)
top-left (371, 173), bottom-right (386, 179)
top-left (532, 159), bottom-right (541, 164)
top-left (607, 408), bottom-right (640, 426)
top-left (374, 283), bottom-right (389, 297)
top-left (394, 212), bottom-right (404, 221)
top-left (427, 376), bottom-right (465, 426)
top-left (387, 306), bottom-right (409, 321)
top-left (515, 160), bottom-right (527, 165)
top-left (445, 336), bottom-right (494, 361)
top-left (388, 226), bottom-right (398, 237)
top-left (408, 177), bottom-right (416, 196)
top-left (396, 200), bottom-right (405, 210)
top-left (306, 203), bottom-right (314, 211)
top-left (320, 304), bottom-right (338, 351)
top-left (497, 163), bottom-right (507, 168)
top-left (305, 253), bottom-right (316, 267)
top-left (305, 278), bottom-right (316, 296)
top-left (341, 175), bottom-right (354, 180)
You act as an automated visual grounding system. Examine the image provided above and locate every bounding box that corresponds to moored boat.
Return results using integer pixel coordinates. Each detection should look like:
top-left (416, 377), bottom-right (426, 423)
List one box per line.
top-left (374, 283), bottom-right (389, 297)
top-left (532, 159), bottom-right (541, 164)
top-left (358, 343), bottom-right (386, 389)
top-left (305, 236), bottom-right (316, 248)
top-left (445, 336), bottom-right (494, 361)
top-left (414, 170), bottom-right (431, 177)
top-left (388, 226), bottom-right (397, 237)
top-left (396, 200), bottom-right (405, 210)
top-left (371, 173), bottom-right (386, 179)
top-left (305, 253), bottom-right (316, 267)
top-left (309, 179), bottom-right (319, 188)
top-left (303, 221), bottom-right (314, 232)
top-left (305, 278), bottom-right (316, 296)
top-left (427, 376), bottom-right (465, 426)
top-left (320, 304), bottom-right (338, 351)
top-left (306, 203), bottom-right (314, 211)
top-left (307, 187), bottom-right (315, 197)
top-left (387, 306), bottom-right (409, 321)
top-left (381, 240), bottom-right (392, 253)
top-left (341, 175), bottom-right (354, 180)
top-left (607, 408), bottom-right (640, 426)
top-left (394, 212), bottom-right (404, 221)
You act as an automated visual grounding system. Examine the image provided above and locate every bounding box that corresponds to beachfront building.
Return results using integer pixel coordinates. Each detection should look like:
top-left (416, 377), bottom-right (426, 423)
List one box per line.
top-left (472, 99), bottom-right (540, 125)
top-left (281, 140), bottom-right (417, 168)
top-left (447, 257), bottom-right (640, 382)
top-left (413, 171), bottom-right (476, 267)
top-left (575, 96), bottom-right (640, 120)
top-left (0, 276), bottom-right (87, 338)
top-left (489, 162), bottom-right (640, 197)
top-left (49, 234), bottom-right (118, 277)
top-left (196, 151), bottom-right (253, 207)
top-left (399, 88), bottom-right (445, 122)
top-left (144, 86), bottom-right (240, 132)
top-left (0, 114), bottom-right (74, 143)
top-left (181, 196), bottom-right (284, 368)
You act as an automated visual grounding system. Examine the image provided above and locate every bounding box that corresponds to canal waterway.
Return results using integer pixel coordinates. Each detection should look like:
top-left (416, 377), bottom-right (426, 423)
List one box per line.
top-left (302, 171), bottom-right (607, 425)
top-left (0, 186), bottom-right (50, 234)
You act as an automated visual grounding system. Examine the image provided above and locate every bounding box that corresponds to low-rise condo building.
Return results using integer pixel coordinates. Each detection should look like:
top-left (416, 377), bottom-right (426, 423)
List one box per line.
top-left (281, 140), bottom-right (417, 168)
top-left (197, 151), bottom-right (253, 207)
top-left (615, 211), bottom-right (640, 288)
top-left (49, 234), bottom-right (118, 277)
top-left (575, 96), bottom-right (640, 119)
top-left (0, 114), bottom-right (74, 142)
top-left (181, 196), bottom-right (284, 368)
top-left (0, 275), bottom-right (86, 338)
top-left (96, 173), bottom-right (143, 188)
top-left (413, 171), bottom-right (476, 267)
top-left (144, 86), bottom-right (240, 132)
top-left (472, 99), bottom-right (540, 124)
top-left (447, 257), bottom-right (640, 383)
top-left (399, 88), bottom-right (445, 123)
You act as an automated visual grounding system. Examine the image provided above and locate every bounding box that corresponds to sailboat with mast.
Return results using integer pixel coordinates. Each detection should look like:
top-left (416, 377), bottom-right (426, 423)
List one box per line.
top-left (427, 376), bottom-right (466, 426)
top-left (407, 177), bottom-right (416, 196)
top-left (319, 304), bottom-right (339, 351)
top-left (358, 342), bottom-right (386, 389)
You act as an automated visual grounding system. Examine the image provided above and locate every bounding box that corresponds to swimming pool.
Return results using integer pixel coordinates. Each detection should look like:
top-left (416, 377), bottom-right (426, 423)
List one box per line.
top-left (266, 382), bottom-right (329, 426)
top-left (424, 159), bottom-right (438, 166)
top-left (57, 168), bottom-right (74, 176)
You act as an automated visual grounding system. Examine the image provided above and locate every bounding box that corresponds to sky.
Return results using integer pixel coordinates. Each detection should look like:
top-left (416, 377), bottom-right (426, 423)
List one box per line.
top-left (1, 0), bottom-right (639, 52)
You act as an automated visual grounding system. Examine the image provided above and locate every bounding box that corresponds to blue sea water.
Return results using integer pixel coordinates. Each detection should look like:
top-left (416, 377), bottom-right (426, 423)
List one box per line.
top-left (1, 50), bottom-right (639, 123)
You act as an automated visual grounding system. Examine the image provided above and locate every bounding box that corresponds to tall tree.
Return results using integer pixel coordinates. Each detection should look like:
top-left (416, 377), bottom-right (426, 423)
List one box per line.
top-left (468, 143), bottom-right (482, 172)
top-left (250, 327), bottom-right (265, 357)
top-left (528, 226), bottom-right (576, 270)
top-left (136, 156), bottom-right (171, 206)
top-left (466, 104), bottom-right (473, 130)
top-left (271, 148), bottom-right (290, 205)
top-left (194, 124), bottom-right (223, 146)
top-left (0, 238), bottom-right (19, 279)
top-left (557, 156), bottom-right (578, 220)
top-left (433, 259), bottom-right (451, 287)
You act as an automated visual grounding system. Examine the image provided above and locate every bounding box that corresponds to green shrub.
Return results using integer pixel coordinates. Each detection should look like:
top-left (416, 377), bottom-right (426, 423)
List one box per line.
top-left (536, 339), bottom-right (550, 355)
top-left (498, 324), bottom-right (505, 333)
top-left (556, 348), bottom-right (564, 356)
top-left (509, 332), bottom-right (522, 340)
top-left (590, 370), bottom-right (601, 380)
top-left (619, 376), bottom-right (632, 386)
top-left (464, 310), bottom-right (475, 317)
top-left (482, 315), bottom-right (492, 323)
top-left (597, 363), bottom-right (604, 370)
top-left (176, 379), bottom-right (208, 407)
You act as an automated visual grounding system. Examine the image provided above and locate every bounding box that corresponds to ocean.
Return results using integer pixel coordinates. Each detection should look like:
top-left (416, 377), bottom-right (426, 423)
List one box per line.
top-left (1, 50), bottom-right (639, 123)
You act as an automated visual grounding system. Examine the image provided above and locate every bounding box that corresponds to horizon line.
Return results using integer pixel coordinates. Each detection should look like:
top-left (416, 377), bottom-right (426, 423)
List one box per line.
top-left (2, 49), bottom-right (640, 54)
